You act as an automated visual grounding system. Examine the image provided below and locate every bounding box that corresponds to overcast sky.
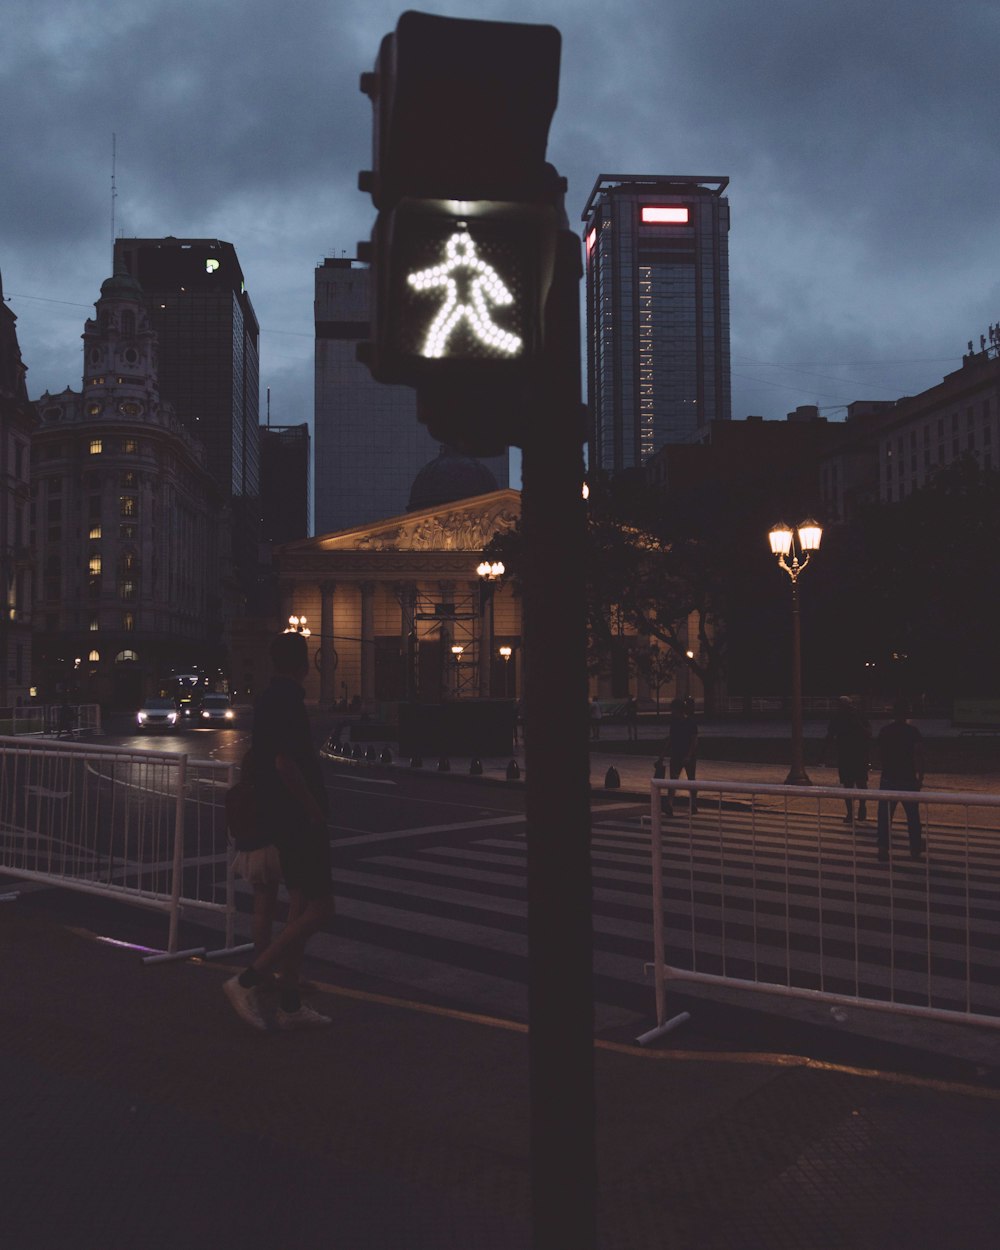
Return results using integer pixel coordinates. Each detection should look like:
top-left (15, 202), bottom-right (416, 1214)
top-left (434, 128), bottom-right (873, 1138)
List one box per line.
top-left (4, 0), bottom-right (998, 478)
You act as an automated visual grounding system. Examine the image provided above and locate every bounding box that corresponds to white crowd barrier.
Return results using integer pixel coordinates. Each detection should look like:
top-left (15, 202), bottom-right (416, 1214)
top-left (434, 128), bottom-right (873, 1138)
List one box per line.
top-left (0, 736), bottom-right (235, 955)
top-left (644, 778), bottom-right (1000, 1042)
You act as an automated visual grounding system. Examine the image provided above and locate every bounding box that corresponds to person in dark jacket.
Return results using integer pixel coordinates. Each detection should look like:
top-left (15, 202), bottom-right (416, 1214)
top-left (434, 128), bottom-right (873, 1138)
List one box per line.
top-left (875, 699), bottom-right (925, 863)
top-left (823, 696), bottom-right (871, 822)
top-left (663, 698), bottom-right (699, 816)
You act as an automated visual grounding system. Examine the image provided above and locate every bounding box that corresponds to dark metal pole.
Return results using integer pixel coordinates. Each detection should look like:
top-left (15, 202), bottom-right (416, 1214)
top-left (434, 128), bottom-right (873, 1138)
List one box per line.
top-left (785, 576), bottom-right (811, 785)
top-left (521, 224), bottom-right (596, 1249)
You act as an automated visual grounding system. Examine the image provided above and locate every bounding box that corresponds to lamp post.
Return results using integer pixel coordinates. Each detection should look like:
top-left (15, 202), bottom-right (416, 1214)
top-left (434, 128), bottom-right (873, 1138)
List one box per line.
top-left (477, 560), bottom-right (505, 697)
top-left (499, 644), bottom-right (513, 697)
top-left (768, 520), bottom-right (823, 786)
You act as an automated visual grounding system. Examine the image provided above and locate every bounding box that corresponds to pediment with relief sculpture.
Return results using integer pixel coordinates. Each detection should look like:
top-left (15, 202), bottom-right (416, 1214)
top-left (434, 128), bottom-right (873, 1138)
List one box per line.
top-left (284, 489), bottom-right (521, 555)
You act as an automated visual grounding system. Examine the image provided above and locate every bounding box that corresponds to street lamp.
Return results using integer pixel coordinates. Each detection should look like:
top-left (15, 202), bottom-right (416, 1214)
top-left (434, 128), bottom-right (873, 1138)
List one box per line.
top-left (477, 561), bottom-right (505, 698)
top-left (769, 520), bottom-right (823, 785)
top-left (498, 644), bottom-right (513, 697)
top-left (284, 614), bottom-right (311, 637)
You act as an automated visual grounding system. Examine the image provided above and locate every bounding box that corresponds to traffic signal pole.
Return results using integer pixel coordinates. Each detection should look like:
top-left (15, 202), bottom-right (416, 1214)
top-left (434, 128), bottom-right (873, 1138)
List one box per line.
top-left (520, 223), bottom-right (596, 1249)
top-left (356, 17), bottom-right (595, 1243)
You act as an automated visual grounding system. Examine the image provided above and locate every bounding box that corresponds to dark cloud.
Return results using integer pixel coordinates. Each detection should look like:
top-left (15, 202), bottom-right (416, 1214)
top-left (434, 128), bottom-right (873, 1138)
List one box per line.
top-left (3, 0), bottom-right (997, 440)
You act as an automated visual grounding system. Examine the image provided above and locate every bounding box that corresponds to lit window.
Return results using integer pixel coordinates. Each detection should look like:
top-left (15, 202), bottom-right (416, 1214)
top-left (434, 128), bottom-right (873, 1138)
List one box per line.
top-left (89, 439), bottom-right (103, 455)
top-left (88, 555), bottom-right (102, 576)
top-left (123, 438), bottom-right (138, 454)
top-left (88, 650), bottom-right (100, 663)
top-left (123, 612), bottom-right (135, 632)
top-left (120, 496), bottom-right (137, 518)
top-left (115, 649), bottom-right (138, 664)
top-left (89, 617), bottom-right (99, 632)
top-left (121, 471), bottom-right (137, 488)
top-left (120, 579), bottom-right (136, 601)
top-left (89, 525), bottom-right (102, 540)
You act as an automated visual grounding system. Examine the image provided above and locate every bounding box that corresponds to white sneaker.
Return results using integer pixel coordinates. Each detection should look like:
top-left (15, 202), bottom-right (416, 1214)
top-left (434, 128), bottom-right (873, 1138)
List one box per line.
top-left (223, 975), bottom-right (270, 1031)
top-left (276, 1003), bottom-right (332, 1030)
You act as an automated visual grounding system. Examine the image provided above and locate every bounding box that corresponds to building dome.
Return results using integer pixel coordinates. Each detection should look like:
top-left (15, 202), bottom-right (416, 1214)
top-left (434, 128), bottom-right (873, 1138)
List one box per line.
top-left (407, 445), bottom-right (498, 511)
top-left (99, 262), bottom-right (143, 301)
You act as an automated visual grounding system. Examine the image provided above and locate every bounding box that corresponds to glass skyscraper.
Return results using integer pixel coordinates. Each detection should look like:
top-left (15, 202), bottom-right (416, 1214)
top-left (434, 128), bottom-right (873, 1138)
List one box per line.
top-left (582, 175), bottom-right (731, 472)
top-left (114, 237), bottom-right (260, 607)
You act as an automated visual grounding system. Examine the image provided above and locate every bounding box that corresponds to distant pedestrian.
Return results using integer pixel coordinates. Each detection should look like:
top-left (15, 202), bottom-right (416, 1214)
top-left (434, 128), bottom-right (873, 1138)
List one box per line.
top-left (824, 696), bottom-right (871, 822)
top-left (56, 701), bottom-right (75, 739)
top-left (875, 699), bottom-right (925, 863)
top-left (590, 696), bottom-right (603, 741)
top-left (663, 697), bottom-right (699, 815)
top-left (625, 696), bottom-right (639, 742)
top-left (222, 630), bottom-right (335, 1031)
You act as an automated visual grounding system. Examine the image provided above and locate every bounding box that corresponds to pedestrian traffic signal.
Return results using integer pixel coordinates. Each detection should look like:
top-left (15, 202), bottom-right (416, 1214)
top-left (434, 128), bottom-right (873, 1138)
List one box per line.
top-left (357, 11), bottom-right (564, 449)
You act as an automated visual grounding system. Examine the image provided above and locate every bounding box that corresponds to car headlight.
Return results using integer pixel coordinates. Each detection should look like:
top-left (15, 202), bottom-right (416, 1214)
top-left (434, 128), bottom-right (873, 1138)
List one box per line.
top-left (201, 710), bottom-right (210, 719)
top-left (225, 710), bottom-right (234, 719)
top-left (137, 712), bottom-right (146, 724)
top-left (168, 712), bottom-right (178, 724)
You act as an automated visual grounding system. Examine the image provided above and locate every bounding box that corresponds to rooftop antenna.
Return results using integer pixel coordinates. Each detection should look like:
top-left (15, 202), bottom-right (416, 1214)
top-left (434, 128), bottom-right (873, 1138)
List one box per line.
top-left (266, 386), bottom-right (271, 427)
top-left (111, 133), bottom-right (118, 265)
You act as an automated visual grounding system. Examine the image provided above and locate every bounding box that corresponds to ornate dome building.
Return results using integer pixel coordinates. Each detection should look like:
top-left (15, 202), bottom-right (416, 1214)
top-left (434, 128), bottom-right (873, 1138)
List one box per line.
top-left (407, 446), bottom-right (499, 512)
top-left (32, 265), bottom-right (223, 707)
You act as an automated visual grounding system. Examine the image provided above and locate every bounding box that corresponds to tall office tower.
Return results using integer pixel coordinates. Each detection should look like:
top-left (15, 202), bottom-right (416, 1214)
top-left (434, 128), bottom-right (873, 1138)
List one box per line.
top-left (314, 258), bottom-right (508, 534)
top-left (114, 237), bottom-right (260, 606)
top-left (260, 422), bottom-right (311, 542)
top-left (582, 175), bottom-right (732, 472)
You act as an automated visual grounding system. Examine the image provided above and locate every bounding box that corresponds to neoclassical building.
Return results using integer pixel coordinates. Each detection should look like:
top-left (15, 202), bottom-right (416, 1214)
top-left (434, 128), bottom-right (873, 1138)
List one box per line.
top-left (270, 485), bottom-right (522, 711)
top-left (32, 265), bottom-right (223, 707)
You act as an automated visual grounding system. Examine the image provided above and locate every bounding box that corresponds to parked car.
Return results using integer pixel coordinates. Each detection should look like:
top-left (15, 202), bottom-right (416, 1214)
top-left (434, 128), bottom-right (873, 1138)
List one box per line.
top-left (136, 697), bottom-right (180, 733)
top-left (196, 693), bottom-right (236, 726)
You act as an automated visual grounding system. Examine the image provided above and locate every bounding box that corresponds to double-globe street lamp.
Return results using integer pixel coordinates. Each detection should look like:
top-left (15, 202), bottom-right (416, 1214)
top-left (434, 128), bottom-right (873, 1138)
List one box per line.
top-left (477, 560), bottom-right (505, 698)
top-left (768, 520), bottom-right (823, 786)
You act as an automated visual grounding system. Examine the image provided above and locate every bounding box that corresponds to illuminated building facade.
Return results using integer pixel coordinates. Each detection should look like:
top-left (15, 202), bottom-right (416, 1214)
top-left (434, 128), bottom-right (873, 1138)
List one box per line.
top-left (582, 175), bottom-right (731, 472)
top-left (32, 266), bottom-right (220, 707)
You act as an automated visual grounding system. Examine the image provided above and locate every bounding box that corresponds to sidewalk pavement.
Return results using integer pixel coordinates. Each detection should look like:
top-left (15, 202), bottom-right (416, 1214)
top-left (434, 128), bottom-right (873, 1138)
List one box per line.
top-left (326, 716), bottom-right (1000, 800)
top-left (4, 897), bottom-right (1000, 1250)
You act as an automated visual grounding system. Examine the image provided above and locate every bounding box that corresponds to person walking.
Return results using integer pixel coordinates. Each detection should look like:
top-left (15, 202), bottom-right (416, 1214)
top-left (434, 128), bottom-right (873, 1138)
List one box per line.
top-left (875, 699), bottom-right (926, 863)
top-left (223, 630), bottom-right (335, 1031)
top-left (823, 696), bottom-right (871, 822)
top-left (663, 697), bottom-right (699, 816)
top-left (625, 696), bottom-right (639, 742)
top-left (226, 748), bottom-right (282, 961)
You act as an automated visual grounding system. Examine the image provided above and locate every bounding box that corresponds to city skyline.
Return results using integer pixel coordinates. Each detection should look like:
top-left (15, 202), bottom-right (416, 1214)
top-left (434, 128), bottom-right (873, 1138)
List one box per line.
top-left (4, 0), bottom-right (998, 469)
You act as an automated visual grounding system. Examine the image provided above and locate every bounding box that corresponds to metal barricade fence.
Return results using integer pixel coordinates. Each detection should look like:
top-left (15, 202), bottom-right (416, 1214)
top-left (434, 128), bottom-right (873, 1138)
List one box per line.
top-left (644, 778), bottom-right (1000, 1042)
top-left (0, 736), bottom-right (235, 955)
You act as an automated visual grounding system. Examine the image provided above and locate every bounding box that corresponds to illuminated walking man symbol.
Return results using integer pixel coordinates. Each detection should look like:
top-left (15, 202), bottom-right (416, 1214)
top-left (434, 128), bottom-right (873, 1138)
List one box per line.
top-left (407, 229), bottom-right (523, 359)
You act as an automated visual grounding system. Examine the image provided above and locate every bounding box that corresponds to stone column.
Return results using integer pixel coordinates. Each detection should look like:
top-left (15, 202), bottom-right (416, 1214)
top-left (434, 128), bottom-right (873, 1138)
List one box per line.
top-left (360, 581), bottom-right (376, 707)
top-left (319, 580), bottom-right (337, 706)
top-left (398, 582), bottom-right (417, 702)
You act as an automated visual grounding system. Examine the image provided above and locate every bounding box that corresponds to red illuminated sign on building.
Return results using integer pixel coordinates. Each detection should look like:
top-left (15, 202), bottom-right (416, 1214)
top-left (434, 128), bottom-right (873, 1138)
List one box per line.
top-left (641, 206), bottom-right (689, 224)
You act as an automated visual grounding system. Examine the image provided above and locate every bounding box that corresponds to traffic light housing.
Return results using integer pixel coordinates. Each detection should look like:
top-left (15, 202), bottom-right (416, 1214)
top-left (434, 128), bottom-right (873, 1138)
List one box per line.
top-left (358, 11), bottom-right (563, 452)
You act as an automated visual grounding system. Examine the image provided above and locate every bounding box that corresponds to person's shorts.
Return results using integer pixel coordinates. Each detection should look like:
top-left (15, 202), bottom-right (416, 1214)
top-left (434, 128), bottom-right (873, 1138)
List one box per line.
top-left (232, 843), bottom-right (282, 887)
top-left (278, 825), bottom-right (334, 901)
